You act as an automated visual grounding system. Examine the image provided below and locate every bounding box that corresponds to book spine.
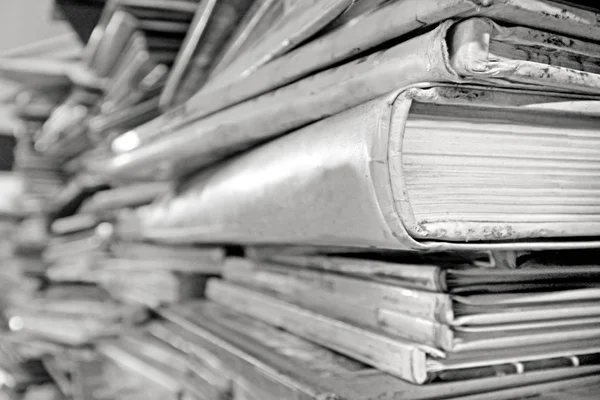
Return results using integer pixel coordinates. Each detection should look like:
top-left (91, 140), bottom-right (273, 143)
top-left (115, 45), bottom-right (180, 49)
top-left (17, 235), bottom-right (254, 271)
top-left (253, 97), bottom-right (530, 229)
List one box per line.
top-left (97, 342), bottom-right (181, 394)
top-left (208, 0), bottom-right (283, 79)
top-left (222, 260), bottom-right (454, 324)
top-left (98, 12), bottom-right (460, 179)
top-left (206, 279), bottom-right (434, 384)
top-left (170, 0), bottom-right (480, 136)
top-left (173, 0), bottom-right (255, 105)
top-left (206, 0), bottom-right (355, 88)
top-left (266, 254), bottom-right (444, 291)
top-left (377, 308), bottom-right (454, 351)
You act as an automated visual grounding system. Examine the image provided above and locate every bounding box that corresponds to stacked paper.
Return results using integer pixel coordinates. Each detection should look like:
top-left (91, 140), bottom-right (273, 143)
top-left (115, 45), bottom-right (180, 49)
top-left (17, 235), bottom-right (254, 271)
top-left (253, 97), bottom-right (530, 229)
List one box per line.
top-left (207, 253), bottom-right (600, 383)
top-left (2, 1), bottom-right (600, 399)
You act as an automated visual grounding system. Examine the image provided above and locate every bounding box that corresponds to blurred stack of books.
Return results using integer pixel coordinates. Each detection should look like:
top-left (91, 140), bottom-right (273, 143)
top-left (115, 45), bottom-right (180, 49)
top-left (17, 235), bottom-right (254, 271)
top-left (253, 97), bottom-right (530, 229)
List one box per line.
top-left (1, 0), bottom-right (600, 399)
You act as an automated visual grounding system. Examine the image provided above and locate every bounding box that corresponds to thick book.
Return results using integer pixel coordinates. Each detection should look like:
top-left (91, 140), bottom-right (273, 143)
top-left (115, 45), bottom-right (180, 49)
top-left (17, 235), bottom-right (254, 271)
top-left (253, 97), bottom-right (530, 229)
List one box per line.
top-left (206, 279), bottom-right (600, 385)
top-left (154, 300), bottom-right (600, 397)
top-left (105, 0), bottom-right (600, 157)
top-left (99, 16), bottom-right (600, 180)
top-left (221, 257), bottom-right (600, 351)
top-left (132, 85), bottom-right (600, 250)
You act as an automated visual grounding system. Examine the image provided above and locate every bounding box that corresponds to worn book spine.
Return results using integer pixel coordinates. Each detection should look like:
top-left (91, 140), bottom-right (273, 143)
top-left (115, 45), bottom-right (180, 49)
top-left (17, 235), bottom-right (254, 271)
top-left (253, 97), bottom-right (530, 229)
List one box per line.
top-left (109, 0), bottom-right (600, 151)
top-left (451, 325), bottom-right (600, 353)
top-left (93, 11), bottom-right (139, 77)
top-left (206, 279), bottom-right (436, 384)
top-left (160, 0), bottom-right (255, 108)
top-left (109, 0), bottom-right (481, 149)
top-left (101, 16), bottom-right (600, 182)
top-left (206, 0), bottom-right (357, 89)
top-left (128, 83), bottom-right (600, 251)
top-left (171, 0), bottom-right (255, 106)
top-left (448, 18), bottom-right (600, 93)
top-left (154, 303), bottom-right (600, 399)
top-left (101, 20), bottom-right (458, 179)
top-left (97, 341), bottom-right (181, 394)
top-left (222, 258), bottom-right (454, 323)
top-left (262, 254), bottom-right (446, 291)
top-left (207, 0), bottom-right (282, 79)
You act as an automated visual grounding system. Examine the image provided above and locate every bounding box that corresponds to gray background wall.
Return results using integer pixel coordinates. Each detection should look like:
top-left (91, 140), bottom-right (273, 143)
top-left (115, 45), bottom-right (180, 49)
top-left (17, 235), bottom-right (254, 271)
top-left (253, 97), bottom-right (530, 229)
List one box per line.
top-left (0, 0), bottom-right (71, 53)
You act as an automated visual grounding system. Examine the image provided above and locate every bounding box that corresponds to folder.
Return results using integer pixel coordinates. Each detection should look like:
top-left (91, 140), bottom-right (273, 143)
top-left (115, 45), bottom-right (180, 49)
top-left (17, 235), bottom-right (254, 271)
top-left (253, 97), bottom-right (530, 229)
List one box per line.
top-left (155, 300), bottom-right (600, 397)
top-left (206, 279), bottom-right (600, 385)
top-left (107, 0), bottom-right (600, 155)
top-left (100, 17), bottom-right (600, 181)
top-left (131, 85), bottom-right (600, 250)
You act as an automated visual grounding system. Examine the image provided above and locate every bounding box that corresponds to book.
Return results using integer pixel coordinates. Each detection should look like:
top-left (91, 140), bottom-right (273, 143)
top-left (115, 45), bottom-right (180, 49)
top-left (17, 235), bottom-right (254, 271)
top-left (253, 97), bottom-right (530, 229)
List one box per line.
top-left (154, 300), bottom-right (600, 397)
top-left (106, 0), bottom-right (600, 154)
top-left (108, 241), bottom-right (225, 265)
top-left (87, 97), bottom-right (161, 143)
top-left (257, 251), bottom-right (600, 293)
top-left (130, 85), bottom-right (600, 250)
top-left (94, 264), bottom-right (212, 308)
top-left (206, 0), bottom-right (286, 80)
top-left (99, 17), bottom-right (600, 181)
top-left (205, 0), bottom-right (363, 90)
top-left (77, 182), bottom-right (167, 214)
top-left (159, 0), bottom-right (255, 108)
top-left (98, 341), bottom-right (182, 399)
top-left (91, 10), bottom-right (141, 78)
top-left (220, 257), bottom-right (600, 351)
top-left (206, 279), bottom-right (600, 385)
top-left (4, 302), bottom-right (142, 346)
top-left (0, 57), bottom-right (73, 88)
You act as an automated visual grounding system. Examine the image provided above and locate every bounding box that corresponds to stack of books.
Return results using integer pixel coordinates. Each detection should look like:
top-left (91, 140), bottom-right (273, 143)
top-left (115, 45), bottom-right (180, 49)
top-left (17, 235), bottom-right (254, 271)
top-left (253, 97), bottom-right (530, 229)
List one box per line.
top-left (33, 0), bottom-right (204, 161)
top-left (2, 1), bottom-right (600, 399)
top-left (209, 252), bottom-right (600, 382)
